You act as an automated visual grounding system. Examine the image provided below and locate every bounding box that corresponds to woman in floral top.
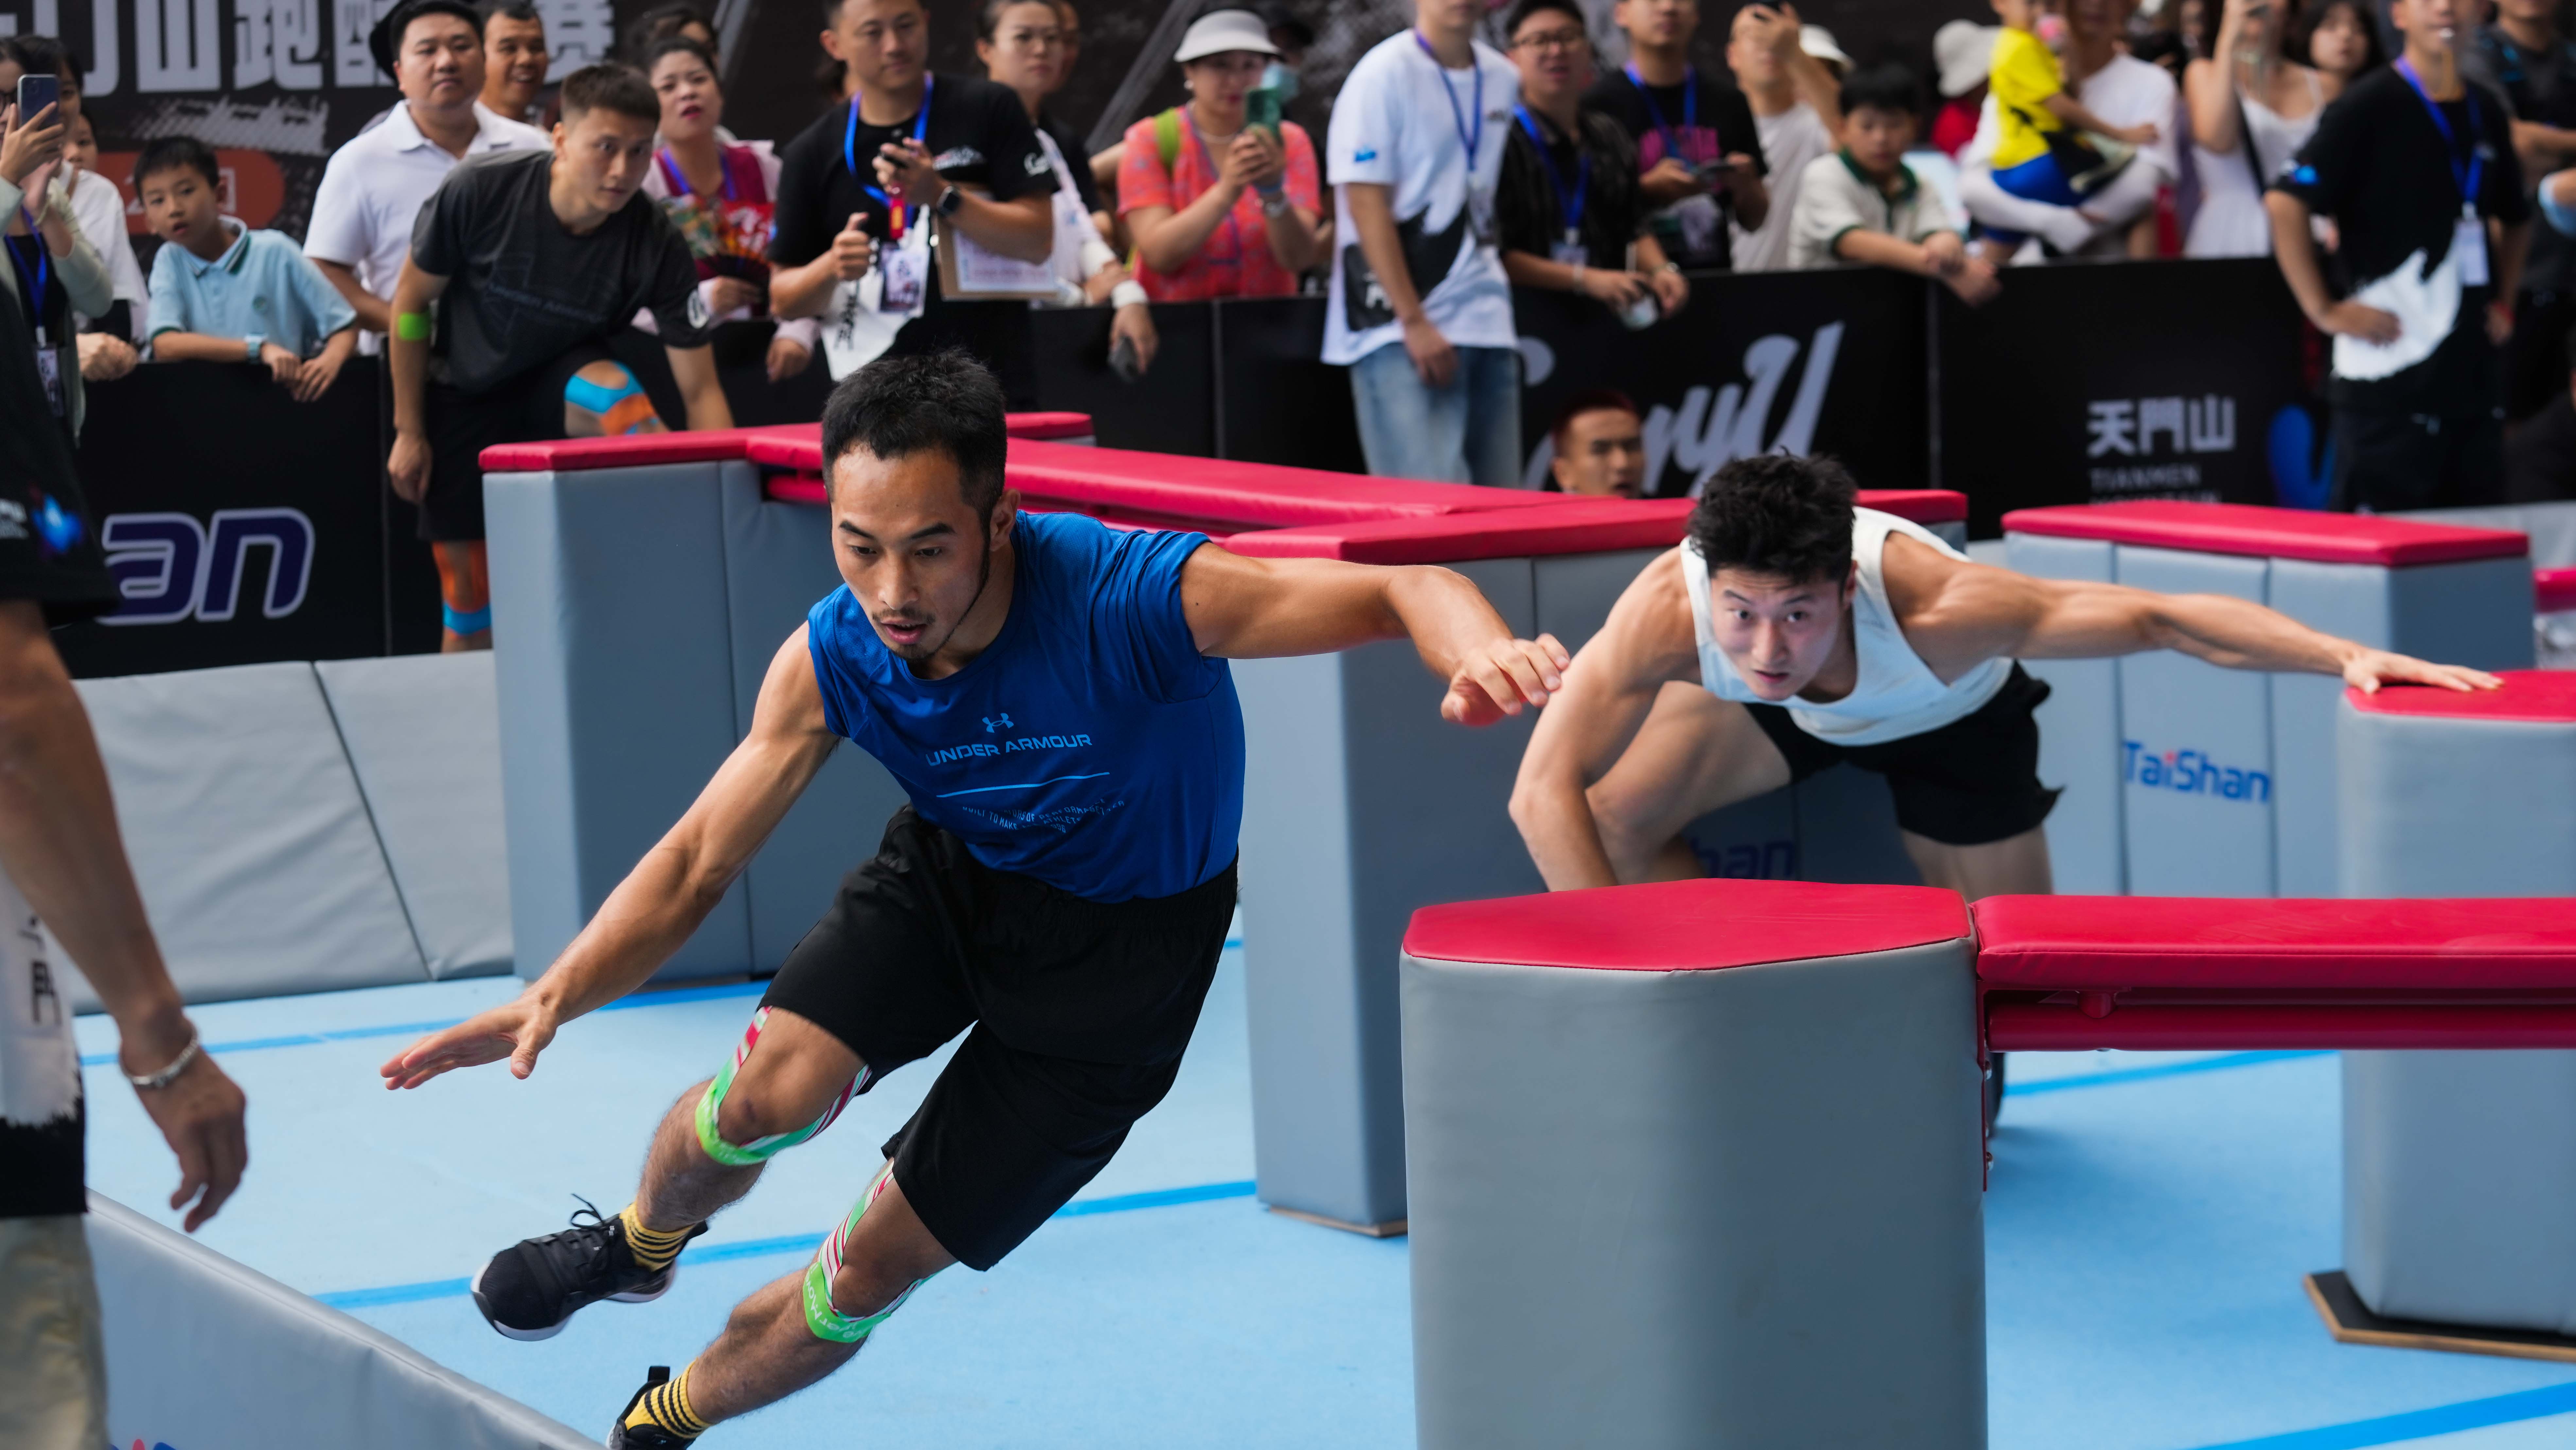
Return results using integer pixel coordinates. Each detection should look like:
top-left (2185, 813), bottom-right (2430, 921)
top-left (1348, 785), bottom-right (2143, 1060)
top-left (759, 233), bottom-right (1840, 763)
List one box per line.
top-left (1118, 9), bottom-right (1326, 302)
top-left (639, 36), bottom-right (819, 382)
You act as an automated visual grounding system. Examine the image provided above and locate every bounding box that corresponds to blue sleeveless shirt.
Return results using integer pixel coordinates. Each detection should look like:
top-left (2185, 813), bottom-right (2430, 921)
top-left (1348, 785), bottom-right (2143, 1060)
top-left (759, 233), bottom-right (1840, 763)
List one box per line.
top-left (805, 511), bottom-right (1244, 903)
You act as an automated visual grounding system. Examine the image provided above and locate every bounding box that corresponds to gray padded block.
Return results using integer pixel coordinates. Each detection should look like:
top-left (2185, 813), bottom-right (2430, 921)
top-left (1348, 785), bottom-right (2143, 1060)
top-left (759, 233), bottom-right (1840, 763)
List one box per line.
top-left (1403, 941), bottom-right (1985, 1450)
top-left (717, 464), bottom-right (912, 970)
top-left (89, 1193), bottom-right (596, 1449)
top-left (315, 653), bottom-right (512, 980)
top-left (2264, 560), bottom-right (2393, 900)
top-left (61, 662), bottom-right (424, 1009)
top-left (2339, 700), bottom-right (2576, 1331)
top-left (1532, 547), bottom-right (1661, 653)
top-left (2411, 500), bottom-right (2576, 568)
top-left (2006, 533), bottom-right (2122, 894)
top-left (1930, 519), bottom-right (1968, 550)
top-left (487, 464), bottom-right (752, 983)
top-left (1236, 557), bottom-right (1539, 1230)
top-left (2115, 545), bottom-right (2274, 896)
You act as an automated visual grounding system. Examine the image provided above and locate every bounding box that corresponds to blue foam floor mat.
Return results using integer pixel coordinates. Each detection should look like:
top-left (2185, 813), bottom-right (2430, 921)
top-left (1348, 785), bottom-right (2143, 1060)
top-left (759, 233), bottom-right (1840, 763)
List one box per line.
top-left (77, 937), bottom-right (2576, 1448)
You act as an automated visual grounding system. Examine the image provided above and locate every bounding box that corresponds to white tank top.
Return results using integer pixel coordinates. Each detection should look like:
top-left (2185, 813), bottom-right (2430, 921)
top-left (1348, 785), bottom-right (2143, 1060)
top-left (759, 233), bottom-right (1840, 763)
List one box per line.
top-left (1684, 508), bottom-right (2013, 746)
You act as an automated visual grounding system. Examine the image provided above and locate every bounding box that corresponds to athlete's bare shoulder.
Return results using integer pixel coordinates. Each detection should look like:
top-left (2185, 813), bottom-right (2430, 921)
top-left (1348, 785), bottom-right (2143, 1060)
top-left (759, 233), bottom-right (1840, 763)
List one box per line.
top-left (1878, 531), bottom-right (2046, 679)
top-left (1588, 546), bottom-right (1702, 686)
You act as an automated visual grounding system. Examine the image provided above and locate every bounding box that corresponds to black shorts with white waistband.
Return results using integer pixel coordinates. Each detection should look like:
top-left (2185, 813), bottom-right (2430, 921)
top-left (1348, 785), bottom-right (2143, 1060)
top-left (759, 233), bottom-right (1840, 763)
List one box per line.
top-left (760, 807), bottom-right (1237, 1271)
top-left (1740, 663), bottom-right (2060, 847)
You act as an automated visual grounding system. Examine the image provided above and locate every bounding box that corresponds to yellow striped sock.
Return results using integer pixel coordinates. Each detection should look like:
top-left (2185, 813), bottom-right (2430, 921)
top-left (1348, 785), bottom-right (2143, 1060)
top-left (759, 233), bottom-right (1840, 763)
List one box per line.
top-left (624, 1364), bottom-right (710, 1439)
top-left (619, 1204), bottom-right (693, 1274)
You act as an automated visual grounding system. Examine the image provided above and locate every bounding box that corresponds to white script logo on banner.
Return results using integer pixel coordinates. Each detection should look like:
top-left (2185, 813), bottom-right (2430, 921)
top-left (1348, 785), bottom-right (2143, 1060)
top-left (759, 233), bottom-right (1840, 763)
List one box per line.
top-left (1519, 324), bottom-right (1844, 495)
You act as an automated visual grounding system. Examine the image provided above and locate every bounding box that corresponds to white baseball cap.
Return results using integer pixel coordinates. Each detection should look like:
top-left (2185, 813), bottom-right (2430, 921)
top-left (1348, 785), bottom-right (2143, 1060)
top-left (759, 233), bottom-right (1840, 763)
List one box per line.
top-left (1174, 9), bottom-right (1280, 64)
top-left (1935, 20), bottom-right (2000, 98)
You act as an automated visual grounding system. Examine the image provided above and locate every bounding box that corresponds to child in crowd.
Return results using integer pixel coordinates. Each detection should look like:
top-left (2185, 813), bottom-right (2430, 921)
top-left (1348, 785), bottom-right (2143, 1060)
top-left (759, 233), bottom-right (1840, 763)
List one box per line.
top-left (1979, 0), bottom-right (2156, 260)
top-left (1789, 63), bottom-right (1998, 305)
top-left (137, 136), bottom-right (358, 401)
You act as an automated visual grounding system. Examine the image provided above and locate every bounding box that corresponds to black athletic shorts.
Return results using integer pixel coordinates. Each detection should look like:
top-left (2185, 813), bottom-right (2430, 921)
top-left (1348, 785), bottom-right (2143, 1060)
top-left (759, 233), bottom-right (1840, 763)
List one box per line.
top-left (420, 344), bottom-right (614, 542)
top-left (761, 807), bottom-right (1237, 1271)
top-left (1742, 663), bottom-right (2060, 847)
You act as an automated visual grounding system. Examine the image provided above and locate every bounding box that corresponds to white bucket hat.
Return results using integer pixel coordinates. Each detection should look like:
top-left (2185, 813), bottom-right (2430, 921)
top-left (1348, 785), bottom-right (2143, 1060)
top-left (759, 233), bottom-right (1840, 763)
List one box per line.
top-left (1175, 9), bottom-right (1280, 63)
top-left (1935, 20), bottom-right (2000, 98)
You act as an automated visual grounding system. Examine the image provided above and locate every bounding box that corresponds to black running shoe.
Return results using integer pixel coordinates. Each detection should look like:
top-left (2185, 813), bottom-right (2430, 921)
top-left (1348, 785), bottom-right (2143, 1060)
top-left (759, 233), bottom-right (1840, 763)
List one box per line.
top-left (608, 1366), bottom-right (697, 1448)
top-left (471, 1197), bottom-right (704, 1341)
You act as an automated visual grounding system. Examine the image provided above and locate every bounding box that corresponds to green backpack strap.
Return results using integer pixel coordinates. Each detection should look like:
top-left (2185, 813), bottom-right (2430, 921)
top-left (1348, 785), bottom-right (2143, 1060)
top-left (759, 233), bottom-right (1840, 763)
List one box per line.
top-left (1155, 106), bottom-right (1182, 171)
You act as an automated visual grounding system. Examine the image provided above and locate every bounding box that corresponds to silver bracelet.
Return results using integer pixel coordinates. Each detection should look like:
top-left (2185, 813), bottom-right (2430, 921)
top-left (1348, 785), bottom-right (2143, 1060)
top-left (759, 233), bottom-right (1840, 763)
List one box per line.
top-left (125, 1025), bottom-right (202, 1090)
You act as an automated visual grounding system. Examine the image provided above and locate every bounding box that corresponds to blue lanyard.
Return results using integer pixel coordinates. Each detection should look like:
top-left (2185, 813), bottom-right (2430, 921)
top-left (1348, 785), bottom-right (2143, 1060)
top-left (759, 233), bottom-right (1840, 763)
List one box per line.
top-left (1413, 32), bottom-right (1484, 170)
top-left (1513, 106), bottom-right (1588, 239)
top-left (2394, 57), bottom-right (2482, 209)
top-left (1180, 109), bottom-right (1246, 267)
top-left (7, 212), bottom-right (45, 343)
top-left (658, 147), bottom-right (736, 203)
top-left (844, 73), bottom-right (934, 236)
top-left (1623, 63), bottom-right (1695, 164)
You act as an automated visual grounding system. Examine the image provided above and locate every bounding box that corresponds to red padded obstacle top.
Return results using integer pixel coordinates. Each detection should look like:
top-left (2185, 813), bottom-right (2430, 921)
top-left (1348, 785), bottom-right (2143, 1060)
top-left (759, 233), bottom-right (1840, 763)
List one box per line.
top-left (1004, 411), bottom-right (1095, 440)
top-left (2538, 566), bottom-right (2576, 613)
top-left (1405, 878), bottom-right (1969, 972)
top-left (2000, 500), bottom-right (2526, 566)
top-left (1973, 895), bottom-right (2576, 991)
top-left (2345, 670), bottom-right (2576, 723)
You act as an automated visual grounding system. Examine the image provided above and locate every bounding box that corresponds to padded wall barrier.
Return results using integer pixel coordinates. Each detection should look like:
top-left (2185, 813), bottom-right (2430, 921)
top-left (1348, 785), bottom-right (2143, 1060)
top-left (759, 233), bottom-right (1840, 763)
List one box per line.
top-left (88, 1192), bottom-right (595, 1449)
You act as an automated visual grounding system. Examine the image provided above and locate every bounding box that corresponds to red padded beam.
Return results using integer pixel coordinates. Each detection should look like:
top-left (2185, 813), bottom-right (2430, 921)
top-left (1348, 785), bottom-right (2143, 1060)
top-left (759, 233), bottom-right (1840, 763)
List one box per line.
top-left (1004, 411), bottom-right (1095, 440)
top-left (2345, 670), bottom-right (2576, 723)
top-left (2000, 500), bottom-right (2526, 566)
top-left (2540, 565), bottom-right (2576, 613)
top-left (1406, 878), bottom-right (1969, 972)
top-left (1972, 895), bottom-right (2576, 992)
top-left (1988, 1002), bottom-right (2576, 1051)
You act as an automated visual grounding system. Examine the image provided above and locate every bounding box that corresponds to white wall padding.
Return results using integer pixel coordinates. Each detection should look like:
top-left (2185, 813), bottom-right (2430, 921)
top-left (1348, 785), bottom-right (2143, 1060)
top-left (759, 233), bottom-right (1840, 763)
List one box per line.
top-left (86, 1193), bottom-right (596, 1450)
top-left (63, 662), bottom-right (426, 1009)
top-left (317, 653), bottom-right (514, 980)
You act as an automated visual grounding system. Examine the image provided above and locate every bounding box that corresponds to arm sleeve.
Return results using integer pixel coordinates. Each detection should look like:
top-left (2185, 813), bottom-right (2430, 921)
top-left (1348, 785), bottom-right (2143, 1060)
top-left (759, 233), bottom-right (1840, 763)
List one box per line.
top-left (769, 129), bottom-right (831, 267)
top-left (2272, 86), bottom-right (2361, 214)
top-left (145, 246), bottom-right (187, 337)
top-left (289, 243), bottom-right (358, 339)
top-left (1495, 130), bottom-right (1554, 259)
top-left (980, 88), bottom-right (1049, 204)
top-left (1116, 116), bottom-right (1177, 215)
top-left (302, 154), bottom-right (370, 266)
top-left (1095, 523), bottom-right (1224, 701)
top-left (1328, 54), bottom-right (1402, 187)
top-left (408, 168), bottom-right (471, 277)
top-left (1792, 162), bottom-right (1868, 263)
top-left (645, 227), bottom-right (716, 347)
top-left (1716, 82), bottom-right (1767, 176)
top-left (53, 187), bottom-right (113, 321)
top-left (2482, 84), bottom-right (2534, 224)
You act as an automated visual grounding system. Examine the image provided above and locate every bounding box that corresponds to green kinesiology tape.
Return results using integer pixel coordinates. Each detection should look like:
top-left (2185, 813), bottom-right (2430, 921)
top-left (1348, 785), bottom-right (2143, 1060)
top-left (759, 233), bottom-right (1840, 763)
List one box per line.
top-left (691, 1008), bottom-right (854, 1167)
top-left (394, 311), bottom-right (431, 342)
top-left (802, 1165), bottom-right (938, 1343)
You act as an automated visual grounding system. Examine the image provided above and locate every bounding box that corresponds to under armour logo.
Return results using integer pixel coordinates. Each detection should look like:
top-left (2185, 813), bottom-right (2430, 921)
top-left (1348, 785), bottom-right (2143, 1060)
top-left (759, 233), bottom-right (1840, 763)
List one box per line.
top-left (983, 713), bottom-right (1014, 734)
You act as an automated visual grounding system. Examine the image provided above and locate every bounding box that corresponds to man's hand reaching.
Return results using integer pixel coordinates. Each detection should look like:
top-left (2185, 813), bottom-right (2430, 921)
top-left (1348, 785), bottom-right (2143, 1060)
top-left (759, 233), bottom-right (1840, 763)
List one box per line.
top-left (380, 995), bottom-right (562, 1089)
top-left (2341, 649), bottom-right (2504, 695)
top-left (1443, 634), bottom-right (1573, 726)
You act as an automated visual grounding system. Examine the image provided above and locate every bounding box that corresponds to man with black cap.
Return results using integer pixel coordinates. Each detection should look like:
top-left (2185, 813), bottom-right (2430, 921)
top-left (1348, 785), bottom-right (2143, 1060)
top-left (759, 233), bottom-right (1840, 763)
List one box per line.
top-left (304, 0), bottom-right (547, 348)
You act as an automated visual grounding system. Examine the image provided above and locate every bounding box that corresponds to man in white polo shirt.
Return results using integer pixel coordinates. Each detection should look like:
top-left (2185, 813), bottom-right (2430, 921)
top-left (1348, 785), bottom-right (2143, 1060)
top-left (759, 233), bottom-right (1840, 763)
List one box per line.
top-left (1325, 0), bottom-right (1522, 486)
top-left (304, 0), bottom-right (547, 348)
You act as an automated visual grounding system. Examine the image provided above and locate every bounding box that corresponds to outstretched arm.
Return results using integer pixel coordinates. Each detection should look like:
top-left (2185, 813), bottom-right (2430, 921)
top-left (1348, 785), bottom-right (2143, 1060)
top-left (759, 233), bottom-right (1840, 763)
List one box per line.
top-left (381, 630), bottom-right (841, 1089)
top-left (1508, 550), bottom-right (1702, 889)
top-left (1893, 538), bottom-right (2502, 693)
top-left (1179, 544), bottom-right (1570, 725)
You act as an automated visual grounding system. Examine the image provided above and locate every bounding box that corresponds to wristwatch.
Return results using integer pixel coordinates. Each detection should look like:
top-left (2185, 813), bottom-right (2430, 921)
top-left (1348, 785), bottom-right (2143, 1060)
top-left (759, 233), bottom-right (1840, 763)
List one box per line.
top-left (935, 181), bottom-right (965, 218)
top-left (244, 332), bottom-right (266, 361)
top-left (1261, 189), bottom-right (1293, 218)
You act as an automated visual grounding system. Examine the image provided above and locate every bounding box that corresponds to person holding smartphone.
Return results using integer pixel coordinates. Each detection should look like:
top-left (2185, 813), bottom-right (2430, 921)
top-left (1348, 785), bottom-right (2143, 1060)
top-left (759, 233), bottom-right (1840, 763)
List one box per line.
top-left (1118, 9), bottom-right (1325, 304)
top-left (0, 93), bottom-right (112, 446)
top-left (1585, 0), bottom-right (1768, 272)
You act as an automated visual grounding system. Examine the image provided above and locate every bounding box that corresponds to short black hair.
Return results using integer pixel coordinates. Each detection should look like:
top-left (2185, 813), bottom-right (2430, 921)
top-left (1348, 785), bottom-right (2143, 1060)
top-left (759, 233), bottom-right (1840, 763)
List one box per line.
top-left (1251, 2), bottom-right (1312, 50)
top-left (626, 2), bottom-right (714, 62)
top-left (1687, 454), bottom-right (1858, 585)
top-left (2289, 0), bottom-right (2385, 71)
top-left (478, 0), bottom-right (542, 31)
top-left (3, 36), bottom-right (82, 90)
top-left (1839, 62), bottom-right (1920, 118)
top-left (823, 0), bottom-right (922, 27)
top-left (558, 62), bottom-right (661, 125)
top-left (821, 351), bottom-right (1011, 518)
top-left (1549, 387), bottom-right (1639, 450)
top-left (371, 0), bottom-right (483, 80)
top-left (1505, 0), bottom-right (1586, 40)
top-left (644, 34), bottom-right (718, 78)
top-left (133, 135), bottom-right (220, 189)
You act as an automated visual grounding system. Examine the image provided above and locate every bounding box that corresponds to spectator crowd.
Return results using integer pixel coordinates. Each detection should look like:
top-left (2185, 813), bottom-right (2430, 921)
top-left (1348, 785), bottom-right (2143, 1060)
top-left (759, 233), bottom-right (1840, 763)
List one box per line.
top-left (8, 0), bottom-right (2576, 648)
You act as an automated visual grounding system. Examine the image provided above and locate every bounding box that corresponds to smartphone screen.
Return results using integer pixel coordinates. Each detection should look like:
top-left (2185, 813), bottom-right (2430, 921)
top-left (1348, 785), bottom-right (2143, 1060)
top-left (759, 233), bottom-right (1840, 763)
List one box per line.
top-left (1245, 87), bottom-right (1282, 139)
top-left (15, 73), bottom-right (59, 123)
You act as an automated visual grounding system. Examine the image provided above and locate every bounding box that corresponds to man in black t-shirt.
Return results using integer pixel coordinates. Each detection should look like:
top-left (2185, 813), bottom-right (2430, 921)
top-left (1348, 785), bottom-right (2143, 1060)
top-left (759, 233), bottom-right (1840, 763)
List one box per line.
top-left (0, 276), bottom-right (248, 1449)
top-left (1498, 0), bottom-right (1690, 318)
top-left (2269, 0), bottom-right (2532, 512)
top-left (768, 0), bottom-right (1052, 394)
top-left (1582, 0), bottom-right (1767, 271)
top-left (387, 62), bottom-right (729, 650)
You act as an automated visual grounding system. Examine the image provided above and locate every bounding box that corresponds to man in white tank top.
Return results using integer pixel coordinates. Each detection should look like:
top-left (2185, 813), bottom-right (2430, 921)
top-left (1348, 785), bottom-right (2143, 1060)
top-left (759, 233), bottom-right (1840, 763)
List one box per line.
top-left (1511, 454), bottom-right (2500, 900)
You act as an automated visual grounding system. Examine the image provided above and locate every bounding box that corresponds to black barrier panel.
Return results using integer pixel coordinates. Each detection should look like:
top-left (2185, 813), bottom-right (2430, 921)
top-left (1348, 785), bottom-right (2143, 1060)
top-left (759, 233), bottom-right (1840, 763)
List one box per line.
top-left (1937, 257), bottom-right (2308, 537)
top-left (1214, 297), bottom-right (1368, 472)
top-left (56, 359), bottom-right (388, 678)
top-left (1516, 268), bottom-right (1933, 498)
top-left (1028, 302), bottom-right (1219, 457)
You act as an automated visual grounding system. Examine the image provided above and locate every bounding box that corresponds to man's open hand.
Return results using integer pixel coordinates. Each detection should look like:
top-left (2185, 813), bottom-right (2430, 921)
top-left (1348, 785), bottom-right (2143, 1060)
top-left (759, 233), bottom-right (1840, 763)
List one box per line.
top-left (1443, 634), bottom-right (1573, 726)
top-left (380, 996), bottom-right (560, 1089)
top-left (2342, 648), bottom-right (2504, 694)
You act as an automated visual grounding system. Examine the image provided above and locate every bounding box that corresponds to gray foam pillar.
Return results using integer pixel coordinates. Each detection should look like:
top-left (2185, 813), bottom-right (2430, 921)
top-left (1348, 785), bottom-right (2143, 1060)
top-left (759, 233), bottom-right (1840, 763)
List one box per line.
top-left (2338, 676), bottom-right (2576, 1332)
top-left (1402, 882), bottom-right (1985, 1450)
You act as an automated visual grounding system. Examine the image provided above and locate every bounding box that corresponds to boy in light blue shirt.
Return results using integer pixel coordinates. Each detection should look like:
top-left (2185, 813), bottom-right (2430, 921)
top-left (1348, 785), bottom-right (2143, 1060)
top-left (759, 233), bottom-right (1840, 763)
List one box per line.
top-left (140, 136), bottom-right (358, 400)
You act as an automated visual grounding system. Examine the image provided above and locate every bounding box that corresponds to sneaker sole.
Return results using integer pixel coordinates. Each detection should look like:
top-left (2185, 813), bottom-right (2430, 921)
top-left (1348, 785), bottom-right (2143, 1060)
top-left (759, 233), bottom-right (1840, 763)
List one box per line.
top-left (470, 1257), bottom-right (676, 1341)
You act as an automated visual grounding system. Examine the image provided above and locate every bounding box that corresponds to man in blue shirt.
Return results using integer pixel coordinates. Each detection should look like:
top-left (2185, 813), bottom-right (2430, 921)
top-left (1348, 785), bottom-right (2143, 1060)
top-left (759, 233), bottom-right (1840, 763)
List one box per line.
top-left (379, 351), bottom-right (1569, 1447)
